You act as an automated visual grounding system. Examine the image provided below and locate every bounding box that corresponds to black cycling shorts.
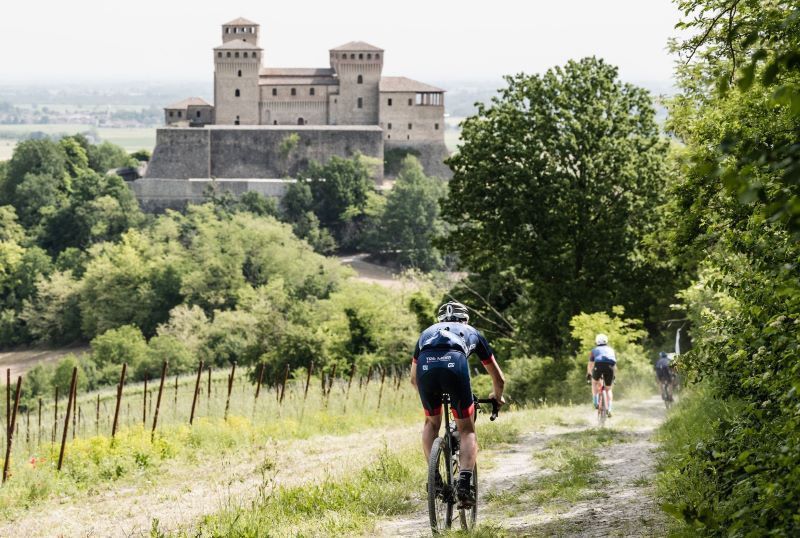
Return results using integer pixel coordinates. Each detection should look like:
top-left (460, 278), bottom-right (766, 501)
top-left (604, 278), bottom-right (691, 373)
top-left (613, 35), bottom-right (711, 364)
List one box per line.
top-left (656, 368), bottom-right (674, 383)
top-left (415, 350), bottom-right (474, 418)
top-left (592, 362), bottom-right (615, 386)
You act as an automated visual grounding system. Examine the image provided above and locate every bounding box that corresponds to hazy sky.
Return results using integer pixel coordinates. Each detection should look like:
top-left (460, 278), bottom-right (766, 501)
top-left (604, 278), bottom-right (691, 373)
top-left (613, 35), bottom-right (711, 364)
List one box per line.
top-left (0, 0), bottom-right (683, 88)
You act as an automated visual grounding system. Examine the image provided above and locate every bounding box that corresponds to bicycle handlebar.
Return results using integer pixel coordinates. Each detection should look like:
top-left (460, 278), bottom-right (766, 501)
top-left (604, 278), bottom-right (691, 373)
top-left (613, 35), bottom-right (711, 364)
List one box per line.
top-left (476, 398), bottom-right (500, 421)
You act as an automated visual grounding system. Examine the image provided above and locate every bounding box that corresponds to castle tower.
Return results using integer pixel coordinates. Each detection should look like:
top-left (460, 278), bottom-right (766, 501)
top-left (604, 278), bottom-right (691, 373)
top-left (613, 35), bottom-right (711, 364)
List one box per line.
top-left (329, 42), bottom-right (383, 125)
top-left (214, 18), bottom-right (262, 125)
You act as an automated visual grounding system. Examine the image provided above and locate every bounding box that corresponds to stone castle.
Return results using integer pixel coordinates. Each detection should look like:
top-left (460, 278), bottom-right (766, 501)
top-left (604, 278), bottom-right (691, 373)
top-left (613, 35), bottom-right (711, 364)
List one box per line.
top-left (135, 17), bottom-right (450, 211)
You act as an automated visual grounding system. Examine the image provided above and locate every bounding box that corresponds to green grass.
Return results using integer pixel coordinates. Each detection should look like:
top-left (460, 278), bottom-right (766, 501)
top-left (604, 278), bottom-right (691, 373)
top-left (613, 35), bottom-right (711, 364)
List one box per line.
top-left (0, 371), bottom-right (420, 515)
top-left (654, 384), bottom-right (738, 537)
top-left (176, 446), bottom-right (424, 537)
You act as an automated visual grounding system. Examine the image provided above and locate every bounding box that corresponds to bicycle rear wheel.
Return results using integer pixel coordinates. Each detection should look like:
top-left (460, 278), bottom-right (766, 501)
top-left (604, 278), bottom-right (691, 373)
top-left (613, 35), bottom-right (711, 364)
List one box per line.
top-left (428, 437), bottom-right (454, 533)
top-left (459, 463), bottom-right (477, 530)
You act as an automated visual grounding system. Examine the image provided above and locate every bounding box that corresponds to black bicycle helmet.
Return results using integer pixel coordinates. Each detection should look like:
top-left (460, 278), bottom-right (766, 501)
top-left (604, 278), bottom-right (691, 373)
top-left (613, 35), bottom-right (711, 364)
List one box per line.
top-left (437, 301), bottom-right (470, 323)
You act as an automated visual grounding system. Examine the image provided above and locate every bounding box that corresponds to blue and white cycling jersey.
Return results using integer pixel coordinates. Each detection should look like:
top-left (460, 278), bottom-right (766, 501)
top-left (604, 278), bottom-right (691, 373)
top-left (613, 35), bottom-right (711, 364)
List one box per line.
top-left (589, 344), bottom-right (617, 365)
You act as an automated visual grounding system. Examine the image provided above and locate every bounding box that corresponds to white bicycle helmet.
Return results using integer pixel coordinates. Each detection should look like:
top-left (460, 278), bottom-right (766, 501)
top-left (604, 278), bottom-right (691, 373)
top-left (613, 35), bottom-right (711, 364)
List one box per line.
top-left (437, 301), bottom-right (470, 323)
top-left (595, 333), bottom-right (609, 346)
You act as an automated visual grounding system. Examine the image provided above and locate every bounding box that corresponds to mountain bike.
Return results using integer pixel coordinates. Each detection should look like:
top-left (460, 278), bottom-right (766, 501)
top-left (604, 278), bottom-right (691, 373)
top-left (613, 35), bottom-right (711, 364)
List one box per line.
top-left (597, 377), bottom-right (609, 427)
top-left (427, 394), bottom-right (499, 534)
top-left (660, 377), bottom-right (674, 409)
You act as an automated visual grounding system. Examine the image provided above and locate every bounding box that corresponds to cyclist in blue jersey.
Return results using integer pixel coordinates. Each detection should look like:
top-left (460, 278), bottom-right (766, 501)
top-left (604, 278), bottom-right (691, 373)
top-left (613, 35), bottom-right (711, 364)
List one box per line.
top-left (410, 301), bottom-right (506, 509)
top-left (586, 333), bottom-right (617, 417)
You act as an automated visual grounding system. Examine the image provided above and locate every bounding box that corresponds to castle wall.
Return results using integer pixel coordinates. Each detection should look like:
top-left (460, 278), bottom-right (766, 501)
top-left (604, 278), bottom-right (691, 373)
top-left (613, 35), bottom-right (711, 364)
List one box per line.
top-left (130, 178), bottom-right (291, 213)
top-left (146, 125), bottom-right (384, 181)
top-left (385, 139), bottom-right (452, 179)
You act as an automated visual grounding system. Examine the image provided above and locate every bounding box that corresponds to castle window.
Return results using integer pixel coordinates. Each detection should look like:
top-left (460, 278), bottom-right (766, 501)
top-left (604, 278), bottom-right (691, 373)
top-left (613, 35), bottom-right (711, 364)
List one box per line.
top-left (235, 116), bottom-right (240, 125)
top-left (357, 97), bottom-right (363, 109)
top-left (169, 111), bottom-right (173, 117)
top-left (235, 89), bottom-right (241, 97)
top-left (408, 123), bottom-right (412, 130)
top-left (408, 98), bottom-right (412, 106)
top-left (243, 52), bottom-right (248, 58)
top-left (367, 53), bottom-right (372, 59)
top-left (387, 135), bottom-right (390, 139)
top-left (197, 111), bottom-right (201, 118)
top-left (227, 52), bottom-right (231, 58)
top-left (235, 52), bottom-right (239, 58)
top-left (238, 70), bottom-right (242, 77)
top-left (272, 88), bottom-right (277, 96)
top-left (350, 53), bottom-right (355, 59)
top-left (357, 75), bottom-right (363, 84)
top-left (376, 53), bottom-right (380, 59)
top-left (291, 88), bottom-right (296, 96)
top-left (253, 52), bottom-right (258, 59)
top-left (298, 118), bottom-right (304, 125)
top-left (226, 28), bottom-right (230, 34)
top-left (178, 111), bottom-right (182, 118)
top-left (310, 87), bottom-right (315, 96)
top-left (435, 123), bottom-right (439, 130)
top-left (359, 53), bottom-right (363, 59)
top-left (388, 123), bottom-right (392, 130)
top-left (273, 120), bottom-right (278, 125)
top-left (217, 52), bottom-right (222, 58)
top-left (388, 98), bottom-right (392, 106)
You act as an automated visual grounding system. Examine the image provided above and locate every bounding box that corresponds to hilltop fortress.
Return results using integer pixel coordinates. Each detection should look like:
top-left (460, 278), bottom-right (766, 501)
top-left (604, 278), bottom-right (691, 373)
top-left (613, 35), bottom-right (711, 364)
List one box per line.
top-left (136, 18), bottom-right (450, 210)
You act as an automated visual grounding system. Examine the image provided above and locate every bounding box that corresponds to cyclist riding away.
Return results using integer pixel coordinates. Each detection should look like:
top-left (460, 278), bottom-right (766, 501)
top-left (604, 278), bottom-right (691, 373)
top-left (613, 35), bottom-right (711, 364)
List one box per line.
top-left (410, 301), bottom-right (506, 509)
top-left (655, 351), bottom-right (675, 399)
top-left (587, 333), bottom-right (617, 418)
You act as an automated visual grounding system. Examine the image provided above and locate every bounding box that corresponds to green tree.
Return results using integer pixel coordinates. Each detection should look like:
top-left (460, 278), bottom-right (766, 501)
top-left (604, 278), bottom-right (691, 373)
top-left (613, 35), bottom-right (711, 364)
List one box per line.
top-left (443, 57), bottom-right (670, 353)
top-left (89, 325), bottom-right (148, 384)
top-left (373, 156), bottom-right (445, 270)
top-left (301, 156), bottom-right (373, 236)
top-left (2, 139), bottom-right (66, 205)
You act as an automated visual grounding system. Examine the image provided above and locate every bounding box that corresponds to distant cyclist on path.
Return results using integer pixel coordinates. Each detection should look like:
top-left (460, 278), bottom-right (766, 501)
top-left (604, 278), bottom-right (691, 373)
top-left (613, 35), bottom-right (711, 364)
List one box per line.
top-left (410, 301), bottom-right (506, 509)
top-left (587, 333), bottom-right (617, 417)
top-left (655, 351), bottom-right (676, 399)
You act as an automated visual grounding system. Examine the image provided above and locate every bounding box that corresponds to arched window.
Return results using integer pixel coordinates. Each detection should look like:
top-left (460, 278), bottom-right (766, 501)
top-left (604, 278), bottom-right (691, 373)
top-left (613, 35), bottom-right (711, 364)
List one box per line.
top-left (358, 53), bottom-right (363, 59)
top-left (350, 53), bottom-right (355, 59)
top-left (217, 52), bottom-right (222, 58)
top-left (235, 89), bottom-right (241, 97)
top-left (309, 87), bottom-right (315, 96)
top-left (243, 52), bottom-right (248, 58)
top-left (291, 88), bottom-right (296, 96)
top-left (169, 111), bottom-right (174, 117)
top-left (367, 53), bottom-right (372, 59)
top-left (238, 70), bottom-right (242, 77)
top-left (297, 118), bottom-right (304, 125)
top-left (272, 88), bottom-right (277, 96)
top-left (227, 52), bottom-right (231, 58)
top-left (357, 97), bottom-right (363, 109)
top-left (273, 120), bottom-right (278, 125)
top-left (357, 75), bottom-right (363, 84)
top-left (376, 53), bottom-right (380, 59)
top-left (196, 110), bottom-right (201, 118)
top-left (234, 52), bottom-right (239, 58)
top-left (253, 52), bottom-right (258, 59)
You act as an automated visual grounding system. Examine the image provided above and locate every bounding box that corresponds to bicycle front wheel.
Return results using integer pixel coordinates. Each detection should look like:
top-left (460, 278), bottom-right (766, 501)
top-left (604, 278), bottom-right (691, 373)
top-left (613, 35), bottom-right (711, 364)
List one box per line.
top-left (459, 462), bottom-right (477, 530)
top-left (428, 437), bottom-right (454, 533)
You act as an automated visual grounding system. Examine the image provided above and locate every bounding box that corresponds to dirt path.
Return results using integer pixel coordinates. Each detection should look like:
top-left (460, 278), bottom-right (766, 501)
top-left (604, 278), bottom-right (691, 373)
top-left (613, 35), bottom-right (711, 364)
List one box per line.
top-left (0, 424), bottom-right (419, 537)
top-left (374, 397), bottom-right (669, 537)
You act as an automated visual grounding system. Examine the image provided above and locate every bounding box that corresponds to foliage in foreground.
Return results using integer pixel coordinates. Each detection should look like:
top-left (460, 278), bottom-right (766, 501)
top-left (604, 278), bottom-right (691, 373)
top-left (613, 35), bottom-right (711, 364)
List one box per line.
top-left (656, 1), bottom-right (800, 535)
